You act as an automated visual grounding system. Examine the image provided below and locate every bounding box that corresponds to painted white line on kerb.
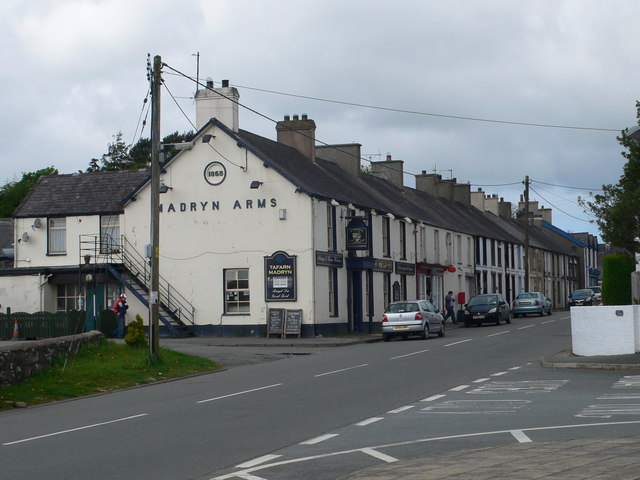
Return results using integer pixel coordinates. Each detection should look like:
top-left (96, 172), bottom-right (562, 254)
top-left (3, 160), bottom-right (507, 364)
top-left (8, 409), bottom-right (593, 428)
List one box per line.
top-left (491, 371), bottom-right (508, 377)
top-left (390, 349), bottom-right (429, 360)
top-left (2, 414), bottom-right (148, 446)
top-left (421, 394), bottom-right (446, 402)
top-left (449, 385), bottom-right (470, 392)
top-left (314, 364), bottom-right (368, 377)
top-left (487, 330), bottom-right (509, 337)
top-left (236, 455), bottom-right (282, 469)
top-left (361, 447), bottom-right (398, 463)
top-left (541, 320), bottom-right (555, 324)
top-left (518, 325), bottom-right (535, 330)
top-left (444, 339), bottom-right (472, 347)
top-left (300, 434), bottom-right (339, 445)
top-left (511, 430), bottom-right (533, 443)
top-left (356, 417), bottom-right (384, 427)
top-left (197, 384), bottom-right (283, 404)
top-left (473, 378), bottom-right (490, 383)
top-left (388, 406), bottom-right (415, 414)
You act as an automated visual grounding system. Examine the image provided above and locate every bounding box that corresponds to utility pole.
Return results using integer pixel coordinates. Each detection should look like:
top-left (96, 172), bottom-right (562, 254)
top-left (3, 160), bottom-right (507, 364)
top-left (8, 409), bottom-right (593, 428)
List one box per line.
top-left (149, 55), bottom-right (161, 356)
top-left (523, 175), bottom-right (530, 292)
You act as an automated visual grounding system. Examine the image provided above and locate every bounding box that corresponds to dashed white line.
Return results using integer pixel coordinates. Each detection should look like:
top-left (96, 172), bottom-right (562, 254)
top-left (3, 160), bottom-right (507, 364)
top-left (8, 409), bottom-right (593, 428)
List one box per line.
top-left (197, 384), bottom-right (283, 404)
top-left (300, 434), bottom-right (339, 445)
top-left (236, 455), bottom-right (282, 469)
top-left (511, 430), bottom-right (533, 443)
top-left (2, 414), bottom-right (148, 446)
top-left (541, 320), bottom-right (555, 324)
top-left (518, 325), bottom-right (535, 330)
top-left (487, 330), bottom-right (509, 337)
top-left (356, 417), bottom-right (384, 426)
top-left (473, 378), bottom-right (490, 383)
top-left (444, 339), bottom-right (473, 347)
top-left (387, 406), bottom-right (415, 414)
top-left (491, 371), bottom-right (508, 377)
top-left (314, 364), bottom-right (368, 377)
top-left (421, 394), bottom-right (446, 402)
top-left (449, 385), bottom-right (470, 392)
top-left (361, 447), bottom-right (398, 463)
top-left (390, 349), bottom-right (429, 360)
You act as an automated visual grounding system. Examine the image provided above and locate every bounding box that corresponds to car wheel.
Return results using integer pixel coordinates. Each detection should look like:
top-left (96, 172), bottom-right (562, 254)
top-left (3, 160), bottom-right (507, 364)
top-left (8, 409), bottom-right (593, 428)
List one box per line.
top-left (438, 321), bottom-right (445, 337)
top-left (495, 316), bottom-right (501, 326)
top-left (506, 314), bottom-right (511, 324)
top-left (547, 309), bottom-right (552, 316)
top-left (464, 321), bottom-right (471, 328)
top-left (421, 324), bottom-right (430, 340)
top-left (402, 334), bottom-right (409, 340)
top-left (539, 310), bottom-right (544, 317)
top-left (383, 334), bottom-right (391, 342)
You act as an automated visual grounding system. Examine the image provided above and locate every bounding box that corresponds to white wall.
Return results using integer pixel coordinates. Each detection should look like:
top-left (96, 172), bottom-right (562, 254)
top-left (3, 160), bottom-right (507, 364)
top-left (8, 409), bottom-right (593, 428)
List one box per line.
top-left (571, 306), bottom-right (640, 355)
top-left (0, 274), bottom-right (42, 312)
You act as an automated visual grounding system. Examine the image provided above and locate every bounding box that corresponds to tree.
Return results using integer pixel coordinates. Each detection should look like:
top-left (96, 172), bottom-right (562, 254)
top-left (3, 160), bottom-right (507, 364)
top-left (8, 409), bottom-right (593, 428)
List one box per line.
top-left (0, 167), bottom-right (58, 217)
top-left (581, 101), bottom-right (640, 254)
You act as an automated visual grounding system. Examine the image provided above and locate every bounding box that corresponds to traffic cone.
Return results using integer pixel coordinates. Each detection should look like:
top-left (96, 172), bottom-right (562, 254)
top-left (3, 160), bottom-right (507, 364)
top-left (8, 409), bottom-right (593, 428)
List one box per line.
top-left (10, 319), bottom-right (19, 341)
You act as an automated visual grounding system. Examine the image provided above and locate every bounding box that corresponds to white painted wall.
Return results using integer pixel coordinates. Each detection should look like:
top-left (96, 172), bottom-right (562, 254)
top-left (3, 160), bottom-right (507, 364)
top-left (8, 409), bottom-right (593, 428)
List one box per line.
top-left (0, 274), bottom-right (42, 312)
top-left (571, 306), bottom-right (640, 355)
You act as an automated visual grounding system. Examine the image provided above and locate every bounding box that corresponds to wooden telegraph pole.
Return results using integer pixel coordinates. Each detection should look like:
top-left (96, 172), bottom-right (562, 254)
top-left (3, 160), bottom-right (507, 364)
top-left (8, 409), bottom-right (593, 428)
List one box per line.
top-left (523, 175), bottom-right (530, 292)
top-left (149, 55), bottom-right (161, 356)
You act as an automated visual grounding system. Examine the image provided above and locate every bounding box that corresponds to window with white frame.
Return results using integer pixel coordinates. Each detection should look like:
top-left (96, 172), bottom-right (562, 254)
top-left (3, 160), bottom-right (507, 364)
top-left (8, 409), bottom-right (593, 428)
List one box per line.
top-left (383, 273), bottom-right (390, 307)
top-left (101, 215), bottom-right (121, 253)
top-left (365, 272), bottom-right (370, 317)
top-left (456, 234), bottom-right (462, 264)
top-left (419, 226), bottom-right (426, 262)
top-left (382, 217), bottom-right (390, 257)
top-left (224, 269), bottom-right (250, 313)
top-left (328, 268), bottom-right (337, 316)
top-left (445, 233), bottom-right (452, 265)
top-left (327, 204), bottom-right (335, 251)
top-left (400, 222), bottom-right (407, 259)
top-left (56, 284), bottom-right (83, 311)
top-left (434, 230), bottom-right (440, 264)
top-left (48, 218), bottom-right (66, 254)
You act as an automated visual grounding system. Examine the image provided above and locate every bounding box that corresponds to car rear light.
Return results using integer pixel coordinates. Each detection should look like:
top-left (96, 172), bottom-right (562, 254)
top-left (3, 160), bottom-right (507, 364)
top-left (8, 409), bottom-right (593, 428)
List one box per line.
top-left (382, 314), bottom-right (388, 323)
top-left (415, 312), bottom-right (423, 320)
top-left (534, 300), bottom-right (540, 305)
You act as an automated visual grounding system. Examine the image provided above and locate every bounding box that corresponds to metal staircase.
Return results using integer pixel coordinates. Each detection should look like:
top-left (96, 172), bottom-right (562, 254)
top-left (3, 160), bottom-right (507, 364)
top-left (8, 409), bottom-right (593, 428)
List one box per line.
top-left (80, 235), bottom-right (195, 337)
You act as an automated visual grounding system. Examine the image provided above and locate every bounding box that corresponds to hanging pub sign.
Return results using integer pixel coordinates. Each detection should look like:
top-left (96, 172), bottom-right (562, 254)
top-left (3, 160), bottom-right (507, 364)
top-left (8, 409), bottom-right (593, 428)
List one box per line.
top-left (264, 251), bottom-right (297, 301)
top-left (346, 217), bottom-right (368, 250)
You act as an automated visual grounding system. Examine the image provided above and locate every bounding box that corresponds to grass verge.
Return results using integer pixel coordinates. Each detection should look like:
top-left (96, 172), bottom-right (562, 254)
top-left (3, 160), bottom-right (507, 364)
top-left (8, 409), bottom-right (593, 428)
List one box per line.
top-left (0, 339), bottom-right (222, 409)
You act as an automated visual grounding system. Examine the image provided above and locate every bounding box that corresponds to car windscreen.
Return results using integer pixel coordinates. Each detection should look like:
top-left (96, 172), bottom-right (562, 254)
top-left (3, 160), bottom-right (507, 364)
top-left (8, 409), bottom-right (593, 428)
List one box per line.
top-left (573, 289), bottom-right (592, 296)
top-left (516, 293), bottom-right (537, 299)
top-left (385, 303), bottom-right (419, 313)
top-left (589, 287), bottom-right (602, 293)
top-left (468, 295), bottom-right (497, 306)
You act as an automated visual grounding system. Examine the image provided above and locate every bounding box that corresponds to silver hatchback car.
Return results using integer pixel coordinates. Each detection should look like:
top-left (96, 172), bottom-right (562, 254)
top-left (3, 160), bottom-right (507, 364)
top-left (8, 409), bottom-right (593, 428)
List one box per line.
top-left (382, 299), bottom-right (445, 341)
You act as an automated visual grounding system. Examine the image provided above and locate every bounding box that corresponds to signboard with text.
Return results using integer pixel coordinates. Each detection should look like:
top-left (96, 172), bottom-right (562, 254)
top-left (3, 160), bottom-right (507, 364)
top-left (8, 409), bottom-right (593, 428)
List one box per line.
top-left (264, 251), bottom-right (297, 301)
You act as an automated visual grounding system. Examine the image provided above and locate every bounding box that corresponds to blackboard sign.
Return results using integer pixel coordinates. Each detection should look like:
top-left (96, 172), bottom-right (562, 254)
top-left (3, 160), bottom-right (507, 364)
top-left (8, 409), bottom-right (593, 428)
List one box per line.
top-left (267, 308), bottom-right (285, 337)
top-left (265, 251), bottom-right (297, 301)
top-left (284, 309), bottom-right (302, 337)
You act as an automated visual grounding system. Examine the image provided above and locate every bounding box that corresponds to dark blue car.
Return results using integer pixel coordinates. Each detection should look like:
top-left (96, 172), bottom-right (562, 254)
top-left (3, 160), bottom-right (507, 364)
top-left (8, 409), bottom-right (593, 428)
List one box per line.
top-left (568, 288), bottom-right (596, 307)
top-left (463, 293), bottom-right (512, 327)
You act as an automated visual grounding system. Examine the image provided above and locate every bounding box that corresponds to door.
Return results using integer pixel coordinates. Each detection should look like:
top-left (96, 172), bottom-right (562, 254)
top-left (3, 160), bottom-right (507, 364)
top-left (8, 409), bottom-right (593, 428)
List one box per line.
top-left (351, 271), bottom-right (363, 332)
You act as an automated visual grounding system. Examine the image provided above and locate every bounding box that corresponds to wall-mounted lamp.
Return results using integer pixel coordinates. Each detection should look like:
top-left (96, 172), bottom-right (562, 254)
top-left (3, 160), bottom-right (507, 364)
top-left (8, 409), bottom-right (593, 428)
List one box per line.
top-left (279, 209), bottom-right (287, 220)
top-left (330, 199), bottom-right (340, 206)
top-left (250, 181), bottom-right (263, 189)
top-left (159, 183), bottom-right (173, 194)
top-left (202, 134), bottom-right (215, 143)
top-left (386, 212), bottom-right (395, 220)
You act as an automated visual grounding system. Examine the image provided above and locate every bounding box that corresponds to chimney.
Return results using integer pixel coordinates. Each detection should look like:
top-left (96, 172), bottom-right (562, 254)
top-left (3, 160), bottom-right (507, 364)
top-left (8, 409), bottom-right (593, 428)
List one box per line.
top-left (415, 171), bottom-right (441, 196)
top-left (276, 114), bottom-right (316, 162)
top-left (453, 182), bottom-right (471, 206)
top-left (195, 78), bottom-right (240, 132)
top-left (470, 188), bottom-right (486, 210)
top-left (498, 198), bottom-right (512, 219)
top-left (370, 154), bottom-right (404, 188)
top-left (316, 143), bottom-right (362, 177)
top-left (539, 206), bottom-right (552, 224)
top-left (415, 172), bottom-right (470, 205)
top-left (484, 194), bottom-right (499, 216)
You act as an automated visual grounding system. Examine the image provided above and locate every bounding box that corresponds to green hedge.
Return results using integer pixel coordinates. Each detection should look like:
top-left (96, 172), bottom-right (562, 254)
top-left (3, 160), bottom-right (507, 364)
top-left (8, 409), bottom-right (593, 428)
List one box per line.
top-left (601, 254), bottom-right (635, 305)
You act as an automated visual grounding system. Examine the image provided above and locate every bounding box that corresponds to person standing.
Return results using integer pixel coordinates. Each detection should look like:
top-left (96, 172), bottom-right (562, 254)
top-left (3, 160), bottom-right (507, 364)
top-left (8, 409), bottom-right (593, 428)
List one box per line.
top-left (114, 293), bottom-right (129, 339)
top-left (443, 291), bottom-right (456, 324)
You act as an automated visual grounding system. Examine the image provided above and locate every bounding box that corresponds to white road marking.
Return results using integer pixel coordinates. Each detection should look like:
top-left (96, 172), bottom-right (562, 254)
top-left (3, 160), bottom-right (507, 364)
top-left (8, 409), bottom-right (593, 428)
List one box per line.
top-left (577, 404), bottom-right (640, 418)
top-left (541, 320), bottom-right (555, 324)
top-left (613, 376), bottom-right (640, 388)
top-left (444, 339), bottom-right (472, 347)
top-left (473, 378), bottom-right (490, 383)
top-left (390, 349), bottom-right (429, 360)
top-left (421, 394), bottom-right (446, 402)
top-left (300, 434), bottom-right (339, 445)
top-left (2, 413), bottom-right (148, 446)
top-left (487, 331), bottom-right (509, 337)
top-left (232, 473), bottom-right (266, 480)
top-left (421, 399), bottom-right (530, 414)
top-left (491, 371), bottom-right (508, 376)
top-left (210, 420), bottom-right (640, 479)
top-left (314, 364), bottom-right (368, 377)
top-left (356, 417), bottom-right (384, 426)
top-left (236, 455), bottom-right (282, 469)
top-left (197, 384), bottom-right (282, 404)
top-left (469, 380), bottom-right (568, 395)
top-left (361, 447), bottom-right (398, 463)
top-left (387, 405), bottom-right (415, 414)
top-left (508, 366), bottom-right (522, 370)
top-left (511, 430), bottom-right (532, 443)
top-left (518, 325), bottom-right (535, 330)
top-left (449, 385), bottom-right (470, 392)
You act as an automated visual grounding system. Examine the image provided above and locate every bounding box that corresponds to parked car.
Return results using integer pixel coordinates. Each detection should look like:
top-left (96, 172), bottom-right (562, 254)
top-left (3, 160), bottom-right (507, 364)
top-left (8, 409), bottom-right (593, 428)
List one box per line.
top-left (382, 300), bottom-right (445, 341)
top-left (588, 285), bottom-right (602, 305)
top-left (568, 288), bottom-right (597, 307)
top-left (463, 293), bottom-right (511, 327)
top-left (512, 292), bottom-right (552, 317)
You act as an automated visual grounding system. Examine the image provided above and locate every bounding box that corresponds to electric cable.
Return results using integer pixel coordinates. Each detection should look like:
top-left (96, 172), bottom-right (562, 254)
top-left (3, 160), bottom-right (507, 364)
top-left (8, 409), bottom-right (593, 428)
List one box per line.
top-left (529, 185), bottom-right (594, 223)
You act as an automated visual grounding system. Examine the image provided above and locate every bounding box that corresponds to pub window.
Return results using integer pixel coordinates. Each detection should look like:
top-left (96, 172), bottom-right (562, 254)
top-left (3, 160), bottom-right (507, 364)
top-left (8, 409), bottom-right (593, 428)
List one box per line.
top-left (497, 242), bottom-right (503, 267)
top-left (419, 226), bottom-right (426, 262)
top-left (400, 222), bottom-right (407, 259)
top-left (48, 217), bottom-right (66, 255)
top-left (400, 275), bottom-right (407, 301)
top-left (328, 267), bottom-right (338, 316)
top-left (383, 272), bottom-right (390, 307)
top-left (434, 230), bottom-right (440, 264)
top-left (224, 268), bottom-right (250, 313)
top-left (56, 284), bottom-right (84, 312)
top-left (445, 232), bottom-right (452, 265)
top-left (101, 215), bottom-right (121, 253)
top-left (382, 216), bottom-right (390, 257)
top-left (327, 204), bottom-right (336, 251)
top-left (364, 272), bottom-right (370, 318)
top-left (456, 235), bottom-right (462, 264)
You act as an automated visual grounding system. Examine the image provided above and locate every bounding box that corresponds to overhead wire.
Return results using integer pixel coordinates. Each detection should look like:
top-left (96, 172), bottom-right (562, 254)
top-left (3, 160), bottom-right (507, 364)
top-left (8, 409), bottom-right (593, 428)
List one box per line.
top-left (529, 185), bottom-right (594, 223)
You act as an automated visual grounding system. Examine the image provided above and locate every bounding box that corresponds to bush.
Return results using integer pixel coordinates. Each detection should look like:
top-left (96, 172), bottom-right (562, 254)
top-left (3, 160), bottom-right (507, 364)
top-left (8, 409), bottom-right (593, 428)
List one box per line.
top-left (125, 314), bottom-right (147, 347)
top-left (601, 254), bottom-right (635, 305)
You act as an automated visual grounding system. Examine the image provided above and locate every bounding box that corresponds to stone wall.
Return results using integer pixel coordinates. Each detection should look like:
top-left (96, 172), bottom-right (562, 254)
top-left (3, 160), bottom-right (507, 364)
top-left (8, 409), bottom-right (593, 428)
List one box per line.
top-left (0, 331), bottom-right (104, 389)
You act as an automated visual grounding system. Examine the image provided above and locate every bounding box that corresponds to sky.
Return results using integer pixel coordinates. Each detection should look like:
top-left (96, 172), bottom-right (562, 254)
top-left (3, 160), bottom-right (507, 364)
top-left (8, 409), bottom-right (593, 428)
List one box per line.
top-left (2, 0), bottom-right (639, 241)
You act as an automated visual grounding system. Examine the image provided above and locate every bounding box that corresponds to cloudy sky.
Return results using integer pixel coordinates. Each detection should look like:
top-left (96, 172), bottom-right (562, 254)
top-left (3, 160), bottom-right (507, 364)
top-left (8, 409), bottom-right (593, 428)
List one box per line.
top-left (2, 0), bottom-right (638, 240)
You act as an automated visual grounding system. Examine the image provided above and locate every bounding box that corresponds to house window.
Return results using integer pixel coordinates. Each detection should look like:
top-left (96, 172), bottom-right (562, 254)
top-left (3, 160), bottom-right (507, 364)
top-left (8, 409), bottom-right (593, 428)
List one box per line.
top-left (101, 215), bottom-right (121, 253)
top-left (328, 268), bottom-right (338, 316)
top-left (57, 284), bottom-right (83, 312)
top-left (365, 272), bottom-right (370, 318)
top-left (419, 226), bottom-right (426, 262)
top-left (382, 217), bottom-right (390, 257)
top-left (224, 269), bottom-right (250, 313)
top-left (400, 222), bottom-right (407, 259)
top-left (445, 233), bottom-right (452, 265)
top-left (400, 275), bottom-right (407, 300)
top-left (434, 230), bottom-right (440, 264)
top-left (456, 235), bottom-right (462, 265)
top-left (497, 242), bottom-right (503, 267)
top-left (327, 204), bottom-right (336, 251)
top-left (48, 218), bottom-right (66, 254)
top-left (468, 237), bottom-right (473, 266)
top-left (383, 273), bottom-right (390, 307)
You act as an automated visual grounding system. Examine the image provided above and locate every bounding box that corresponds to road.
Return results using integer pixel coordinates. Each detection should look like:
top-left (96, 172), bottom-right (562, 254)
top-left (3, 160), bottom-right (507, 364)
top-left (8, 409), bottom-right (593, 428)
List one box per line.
top-left (2, 311), bottom-right (638, 479)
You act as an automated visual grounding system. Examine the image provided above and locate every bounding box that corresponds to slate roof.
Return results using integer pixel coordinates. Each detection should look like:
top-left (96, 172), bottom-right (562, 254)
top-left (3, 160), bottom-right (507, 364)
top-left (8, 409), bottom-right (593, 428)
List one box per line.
top-left (0, 218), bottom-right (13, 250)
top-left (12, 170), bottom-right (150, 218)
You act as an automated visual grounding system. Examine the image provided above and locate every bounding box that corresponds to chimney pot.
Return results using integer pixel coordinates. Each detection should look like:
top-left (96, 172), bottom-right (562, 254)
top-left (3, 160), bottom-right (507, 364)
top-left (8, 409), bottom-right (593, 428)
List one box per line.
top-left (293, 114), bottom-right (299, 120)
top-left (422, 170), bottom-right (426, 174)
top-left (302, 114), bottom-right (308, 120)
top-left (206, 79), bottom-right (213, 88)
top-left (222, 79), bottom-right (229, 87)
top-left (386, 154), bottom-right (392, 161)
top-left (284, 115), bottom-right (290, 121)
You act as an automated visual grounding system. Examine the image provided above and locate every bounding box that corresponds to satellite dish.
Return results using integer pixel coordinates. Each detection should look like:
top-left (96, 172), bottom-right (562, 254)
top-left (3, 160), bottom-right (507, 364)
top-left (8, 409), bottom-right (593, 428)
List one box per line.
top-left (32, 218), bottom-right (41, 228)
top-left (21, 232), bottom-right (29, 242)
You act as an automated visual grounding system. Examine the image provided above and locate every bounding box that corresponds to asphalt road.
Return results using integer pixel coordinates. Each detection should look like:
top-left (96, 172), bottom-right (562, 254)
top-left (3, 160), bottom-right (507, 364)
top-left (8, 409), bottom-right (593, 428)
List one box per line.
top-left (3, 311), bottom-right (632, 480)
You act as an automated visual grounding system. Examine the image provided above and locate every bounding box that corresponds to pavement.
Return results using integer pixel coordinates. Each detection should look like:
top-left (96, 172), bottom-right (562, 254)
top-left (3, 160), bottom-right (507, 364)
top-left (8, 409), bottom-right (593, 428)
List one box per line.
top-left (5, 322), bottom-right (640, 479)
